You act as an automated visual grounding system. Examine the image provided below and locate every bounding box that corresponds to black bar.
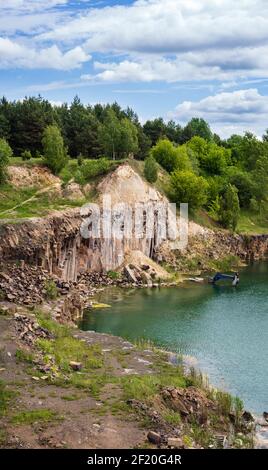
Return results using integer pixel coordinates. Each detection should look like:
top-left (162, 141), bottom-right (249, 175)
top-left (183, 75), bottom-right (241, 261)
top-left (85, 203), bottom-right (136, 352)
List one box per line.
top-left (0, 449), bottom-right (266, 467)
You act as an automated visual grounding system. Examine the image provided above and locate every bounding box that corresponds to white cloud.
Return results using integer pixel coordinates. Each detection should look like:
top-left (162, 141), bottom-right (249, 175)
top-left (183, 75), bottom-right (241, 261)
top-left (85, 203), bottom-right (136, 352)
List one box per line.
top-left (0, 37), bottom-right (91, 69)
top-left (35, 0), bottom-right (268, 83)
top-left (169, 89), bottom-right (268, 138)
top-left (2, 0), bottom-right (268, 79)
top-left (0, 1), bottom-right (68, 12)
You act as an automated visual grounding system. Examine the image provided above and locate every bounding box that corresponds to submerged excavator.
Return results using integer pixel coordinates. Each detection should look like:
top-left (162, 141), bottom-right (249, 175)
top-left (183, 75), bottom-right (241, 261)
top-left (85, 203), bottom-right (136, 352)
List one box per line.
top-left (188, 272), bottom-right (240, 286)
top-left (209, 272), bottom-right (240, 287)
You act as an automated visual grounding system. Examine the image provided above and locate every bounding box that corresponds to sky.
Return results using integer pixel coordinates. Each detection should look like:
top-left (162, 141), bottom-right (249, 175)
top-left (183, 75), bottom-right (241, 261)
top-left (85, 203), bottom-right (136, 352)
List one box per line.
top-left (1, 0), bottom-right (268, 138)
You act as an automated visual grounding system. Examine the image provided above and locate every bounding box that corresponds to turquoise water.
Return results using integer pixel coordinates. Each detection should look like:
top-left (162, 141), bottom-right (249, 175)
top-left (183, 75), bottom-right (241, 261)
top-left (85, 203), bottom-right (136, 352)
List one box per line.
top-left (80, 262), bottom-right (268, 413)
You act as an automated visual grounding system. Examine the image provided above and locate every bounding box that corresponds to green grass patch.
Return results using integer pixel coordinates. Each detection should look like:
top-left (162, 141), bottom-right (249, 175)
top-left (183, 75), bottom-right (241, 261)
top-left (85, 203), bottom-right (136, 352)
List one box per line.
top-left (0, 183), bottom-right (84, 219)
top-left (121, 369), bottom-right (186, 402)
top-left (37, 336), bottom-right (103, 372)
top-left (11, 409), bottom-right (62, 425)
top-left (0, 380), bottom-right (16, 417)
top-left (237, 209), bottom-right (268, 234)
top-left (162, 409), bottom-right (181, 426)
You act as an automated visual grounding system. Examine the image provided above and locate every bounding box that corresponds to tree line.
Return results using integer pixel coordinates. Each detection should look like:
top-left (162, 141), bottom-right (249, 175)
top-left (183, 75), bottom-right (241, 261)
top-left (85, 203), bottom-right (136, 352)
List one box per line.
top-left (1, 95), bottom-right (268, 231)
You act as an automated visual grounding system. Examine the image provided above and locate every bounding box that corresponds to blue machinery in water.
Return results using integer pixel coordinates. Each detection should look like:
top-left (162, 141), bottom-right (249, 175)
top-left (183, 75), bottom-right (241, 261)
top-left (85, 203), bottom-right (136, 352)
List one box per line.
top-left (210, 272), bottom-right (240, 286)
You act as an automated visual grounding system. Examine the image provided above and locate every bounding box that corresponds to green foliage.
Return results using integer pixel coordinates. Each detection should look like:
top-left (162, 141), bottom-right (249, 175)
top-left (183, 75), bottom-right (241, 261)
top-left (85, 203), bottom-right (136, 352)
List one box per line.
top-left (187, 137), bottom-right (231, 175)
top-left (44, 280), bottom-right (58, 300)
top-left (21, 150), bottom-right (32, 161)
top-left (37, 336), bottom-right (103, 372)
top-left (35, 310), bottom-right (70, 338)
top-left (170, 170), bottom-right (208, 210)
top-left (219, 184), bottom-right (240, 231)
top-left (77, 154), bottom-right (84, 166)
top-left (144, 155), bottom-right (158, 183)
top-left (107, 270), bottom-right (120, 280)
top-left (0, 138), bottom-right (12, 183)
top-left (181, 117), bottom-right (213, 143)
top-left (227, 168), bottom-right (255, 208)
top-left (75, 157), bottom-right (112, 184)
top-left (162, 409), bottom-right (181, 426)
top-left (98, 109), bottom-right (138, 159)
top-left (42, 125), bottom-right (68, 175)
top-left (151, 139), bottom-right (180, 173)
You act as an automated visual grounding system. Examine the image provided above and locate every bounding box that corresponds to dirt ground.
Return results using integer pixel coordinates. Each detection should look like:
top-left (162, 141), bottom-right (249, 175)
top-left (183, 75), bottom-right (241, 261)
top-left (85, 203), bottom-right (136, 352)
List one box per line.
top-left (0, 315), bottom-right (161, 449)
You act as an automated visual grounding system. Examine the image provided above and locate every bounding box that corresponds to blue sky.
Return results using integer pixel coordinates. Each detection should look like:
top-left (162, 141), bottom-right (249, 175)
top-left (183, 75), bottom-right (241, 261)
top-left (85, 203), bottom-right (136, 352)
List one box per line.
top-left (1, 0), bottom-right (268, 137)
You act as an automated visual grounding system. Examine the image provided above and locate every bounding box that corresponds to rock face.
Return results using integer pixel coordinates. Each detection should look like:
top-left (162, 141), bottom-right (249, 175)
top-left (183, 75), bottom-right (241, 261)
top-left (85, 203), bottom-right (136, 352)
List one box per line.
top-left (0, 163), bottom-right (268, 282)
top-left (0, 164), bottom-right (170, 281)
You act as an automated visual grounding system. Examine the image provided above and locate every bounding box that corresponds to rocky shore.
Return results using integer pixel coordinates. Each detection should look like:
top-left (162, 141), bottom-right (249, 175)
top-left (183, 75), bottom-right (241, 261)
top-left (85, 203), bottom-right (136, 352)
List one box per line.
top-left (0, 307), bottom-right (258, 449)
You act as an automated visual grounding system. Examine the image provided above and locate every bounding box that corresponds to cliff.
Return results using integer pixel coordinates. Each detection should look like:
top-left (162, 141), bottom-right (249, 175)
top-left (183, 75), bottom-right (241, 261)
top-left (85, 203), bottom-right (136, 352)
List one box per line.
top-left (0, 163), bottom-right (267, 281)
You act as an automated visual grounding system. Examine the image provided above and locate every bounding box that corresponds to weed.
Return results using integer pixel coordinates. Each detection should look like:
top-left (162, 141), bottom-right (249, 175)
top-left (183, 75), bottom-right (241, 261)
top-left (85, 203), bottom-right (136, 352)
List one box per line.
top-left (44, 280), bottom-right (58, 300)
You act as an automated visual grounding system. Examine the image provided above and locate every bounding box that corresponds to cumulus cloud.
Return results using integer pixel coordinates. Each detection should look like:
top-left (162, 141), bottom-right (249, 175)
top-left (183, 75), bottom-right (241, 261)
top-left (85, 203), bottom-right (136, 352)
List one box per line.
top-left (169, 89), bottom-right (268, 137)
top-left (2, 0), bottom-right (268, 78)
top-left (39, 0), bottom-right (268, 53)
top-left (34, 0), bottom-right (268, 82)
top-left (0, 37), bottom-right (91, 69)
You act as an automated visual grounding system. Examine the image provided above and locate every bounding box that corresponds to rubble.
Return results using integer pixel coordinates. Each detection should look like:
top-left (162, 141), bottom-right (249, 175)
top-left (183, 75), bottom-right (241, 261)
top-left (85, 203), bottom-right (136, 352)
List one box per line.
top-left (161, 387), bottom-right (215, 423)
top-left (13, 313), bottom-right (54, 346)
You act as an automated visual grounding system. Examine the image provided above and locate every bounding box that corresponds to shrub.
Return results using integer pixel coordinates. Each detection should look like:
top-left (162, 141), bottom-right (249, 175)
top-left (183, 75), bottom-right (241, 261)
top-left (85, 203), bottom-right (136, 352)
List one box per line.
top-left (76, 158), bottom-right (111, 184)
top-left (44, 280), bottom-right (58, 300)
top-left (77, 154), bottom-right (84, 167)
top-left (151, 139), bottom-right (179, 173)
top-left (144, 155), bottom-right (158, 183)
top-left (0, 138), bottom-right (12, 184)
top-left (21, 150), bottom-right (32, 161)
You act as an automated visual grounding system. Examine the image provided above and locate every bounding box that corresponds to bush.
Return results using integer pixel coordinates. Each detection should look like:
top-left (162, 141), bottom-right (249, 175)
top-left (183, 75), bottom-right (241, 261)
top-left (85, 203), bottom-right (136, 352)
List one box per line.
top-left (44, 280), bottom-right (58, 300)
top-left (151, 139), bottom-right (179, 173)
top-left (77, 154), bottom-right (84, 167)
top-left (0, 138), bottom-right (12, 184)
top-left (76, 158), bottom-right (111, 184)
top-left (170, 170), bottom-right (208, 210)
top-left (21, 150), bottom-right (32, 161)
top-left (144, 155), bottom-right (158, 183)
top-left (42, 125), bottom-right (68, 175)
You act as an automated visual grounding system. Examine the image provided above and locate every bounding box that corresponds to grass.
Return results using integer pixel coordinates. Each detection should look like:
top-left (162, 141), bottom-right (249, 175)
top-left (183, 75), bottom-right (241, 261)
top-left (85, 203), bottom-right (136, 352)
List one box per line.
top-left (0, 183), bottom-right (84, 219)
top-left (0, 380), bottom-right (16, 417)
top-left (37, 336), bottom-right (103, 372)
top-left (34, 310), bottom-right (71, 338)
top-left (121, 366), bottom-right (186, 403)
top-left (11, 409), bottom-right (62, 425)
top-left (162, 409), bottom-right (181, 426)
top-left (207, 254), bottom-right (241, 272)
top-left (237, 209), bottom-right (268, 234)
top-left (9, 157), bottom-right (44, 167)
top-left (15, 349), bottom-right (35, 364)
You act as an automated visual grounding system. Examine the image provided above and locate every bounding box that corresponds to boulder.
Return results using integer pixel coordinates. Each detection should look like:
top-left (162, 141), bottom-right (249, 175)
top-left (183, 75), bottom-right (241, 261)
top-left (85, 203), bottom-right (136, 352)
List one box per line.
top-left (147, 431), bottom-right (161, 445)
top-left (167, 437), bottom-right (182, 448)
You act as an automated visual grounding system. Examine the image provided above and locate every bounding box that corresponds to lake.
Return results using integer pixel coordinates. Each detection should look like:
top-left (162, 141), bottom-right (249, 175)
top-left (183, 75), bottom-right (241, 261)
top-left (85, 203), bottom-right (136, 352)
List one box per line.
top-left (80, 262), bottom-right (268, 414)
